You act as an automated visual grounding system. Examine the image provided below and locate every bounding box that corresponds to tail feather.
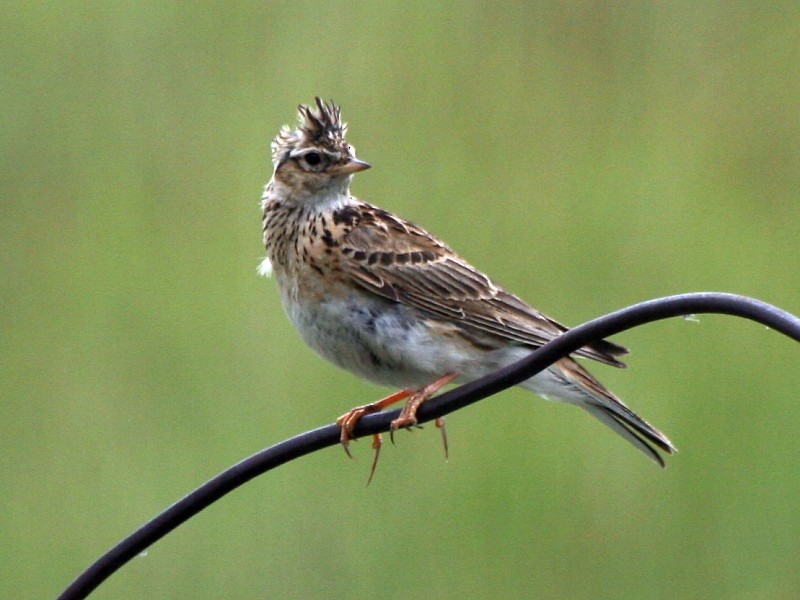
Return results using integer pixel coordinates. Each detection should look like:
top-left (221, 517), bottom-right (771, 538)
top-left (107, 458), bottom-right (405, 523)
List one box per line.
top-left (580, 403), bottom-right (674, 467)
top-left (537, 358), bottom-right (676, 466)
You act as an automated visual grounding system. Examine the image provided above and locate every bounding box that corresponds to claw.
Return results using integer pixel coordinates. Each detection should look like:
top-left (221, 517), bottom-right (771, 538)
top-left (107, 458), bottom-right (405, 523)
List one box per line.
top-left (342, 442), bottom-right (353, 460)
top-left (336, 410), bottom-right (363, 459)
top-left (436, 417), bottom-right (449, 460)
top-left (366, 434), bottom-right (382, 485)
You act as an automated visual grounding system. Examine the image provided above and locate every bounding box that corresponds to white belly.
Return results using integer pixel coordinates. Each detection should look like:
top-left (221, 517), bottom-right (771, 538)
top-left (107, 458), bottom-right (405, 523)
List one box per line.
top-left (282, 290), bottom-right (476, 389)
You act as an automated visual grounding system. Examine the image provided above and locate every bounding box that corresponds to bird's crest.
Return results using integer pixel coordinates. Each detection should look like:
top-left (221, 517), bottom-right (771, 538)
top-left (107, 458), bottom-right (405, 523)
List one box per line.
top-left (271, 97), bottom-right (348, 163)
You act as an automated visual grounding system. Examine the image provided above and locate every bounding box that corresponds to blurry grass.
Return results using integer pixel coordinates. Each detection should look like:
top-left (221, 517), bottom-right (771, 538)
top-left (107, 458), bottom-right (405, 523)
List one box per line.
top-left (2, 2), bottom-right (800, 599)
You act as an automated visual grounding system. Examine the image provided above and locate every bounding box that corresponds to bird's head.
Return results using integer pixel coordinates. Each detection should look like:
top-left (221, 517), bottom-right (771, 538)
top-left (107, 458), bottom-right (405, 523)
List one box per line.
top-left (270, 98), bottom-right (370, 201)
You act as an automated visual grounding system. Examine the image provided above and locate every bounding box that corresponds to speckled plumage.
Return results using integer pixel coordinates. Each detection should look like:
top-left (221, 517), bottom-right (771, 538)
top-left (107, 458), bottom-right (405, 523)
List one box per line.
top-left (260, 98), bottom-right (675, 472)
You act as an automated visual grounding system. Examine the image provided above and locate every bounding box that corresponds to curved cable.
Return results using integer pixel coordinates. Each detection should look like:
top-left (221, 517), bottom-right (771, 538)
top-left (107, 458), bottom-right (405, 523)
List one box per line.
top-left (56, 292), bottom-right (800, 600)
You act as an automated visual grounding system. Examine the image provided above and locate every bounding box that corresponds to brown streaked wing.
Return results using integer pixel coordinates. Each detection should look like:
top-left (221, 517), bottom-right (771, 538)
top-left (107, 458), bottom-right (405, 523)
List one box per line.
top-left (340, 205), bottom-right (628, 367)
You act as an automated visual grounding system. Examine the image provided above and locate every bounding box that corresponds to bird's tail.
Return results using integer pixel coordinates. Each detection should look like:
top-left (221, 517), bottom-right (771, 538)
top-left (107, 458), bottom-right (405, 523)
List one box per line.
top-left (526, 358), bottom-right (676, 466)
top-left (579, 402), bottom-right (675, 467)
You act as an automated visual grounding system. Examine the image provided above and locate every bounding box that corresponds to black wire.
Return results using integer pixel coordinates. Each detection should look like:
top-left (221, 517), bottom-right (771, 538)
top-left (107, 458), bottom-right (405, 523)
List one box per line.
top-left (56, 292), bottom-right (800, 600)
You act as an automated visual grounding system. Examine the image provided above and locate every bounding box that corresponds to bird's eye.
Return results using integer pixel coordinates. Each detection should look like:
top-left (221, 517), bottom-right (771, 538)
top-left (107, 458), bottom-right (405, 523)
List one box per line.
top-left (304, 152), bottom-right (322, 166)
top-left (294, 150), bottom-right (329, 172)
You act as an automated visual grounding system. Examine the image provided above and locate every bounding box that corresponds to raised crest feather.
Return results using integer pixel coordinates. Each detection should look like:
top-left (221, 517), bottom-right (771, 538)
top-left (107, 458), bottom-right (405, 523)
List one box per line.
top-left (271, 97), bottom-right (348, 163)
top-left (298, 97), bottom-right (346, 141)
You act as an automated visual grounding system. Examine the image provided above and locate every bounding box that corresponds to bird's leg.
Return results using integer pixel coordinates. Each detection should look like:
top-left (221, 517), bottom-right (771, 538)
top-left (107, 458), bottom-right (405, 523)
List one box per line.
top-left (336, 389), bottom-right (411, 452)
top-left (336, 389), bottom-right (411, 469)
top-left (389, 373), bottom-right (458, 449)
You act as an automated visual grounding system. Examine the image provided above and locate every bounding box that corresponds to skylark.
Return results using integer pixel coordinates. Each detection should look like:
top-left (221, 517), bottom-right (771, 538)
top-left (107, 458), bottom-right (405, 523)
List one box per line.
top-left (260, 98), bottom-right (675, 479)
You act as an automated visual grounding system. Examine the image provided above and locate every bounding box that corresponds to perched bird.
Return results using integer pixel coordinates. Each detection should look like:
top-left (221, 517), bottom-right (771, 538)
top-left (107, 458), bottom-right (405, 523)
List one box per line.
top-left (260, 97), bottom-right (675, 480)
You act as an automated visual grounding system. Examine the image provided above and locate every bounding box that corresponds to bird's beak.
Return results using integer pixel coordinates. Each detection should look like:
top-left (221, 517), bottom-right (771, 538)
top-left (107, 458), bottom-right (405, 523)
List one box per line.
top-left (331, 158), bottom-right (371, 176)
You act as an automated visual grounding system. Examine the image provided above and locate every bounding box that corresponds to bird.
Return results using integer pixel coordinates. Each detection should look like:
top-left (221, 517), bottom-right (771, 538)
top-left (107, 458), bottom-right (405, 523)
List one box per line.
top-left (259, 97), bottom-right (675, 481)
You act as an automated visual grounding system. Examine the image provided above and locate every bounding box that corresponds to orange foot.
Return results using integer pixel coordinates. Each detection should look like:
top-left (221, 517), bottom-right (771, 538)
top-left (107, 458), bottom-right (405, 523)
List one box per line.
top-left (336, 389), bottom-right (411, 484)
top-left (336, 372), bottom-right (458, 483)
top-left (389, 373), bottom-right (458, 446)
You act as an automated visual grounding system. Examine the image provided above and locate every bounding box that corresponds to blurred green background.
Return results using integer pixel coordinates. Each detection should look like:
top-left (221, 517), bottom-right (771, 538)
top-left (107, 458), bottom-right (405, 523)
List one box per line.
top-left (3, 2), bottom-right (800, 599)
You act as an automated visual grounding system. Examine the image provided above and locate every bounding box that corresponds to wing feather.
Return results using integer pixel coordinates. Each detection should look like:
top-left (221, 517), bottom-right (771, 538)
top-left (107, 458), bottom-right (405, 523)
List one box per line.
top-left (340, 205), bottom-right (627, 367)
